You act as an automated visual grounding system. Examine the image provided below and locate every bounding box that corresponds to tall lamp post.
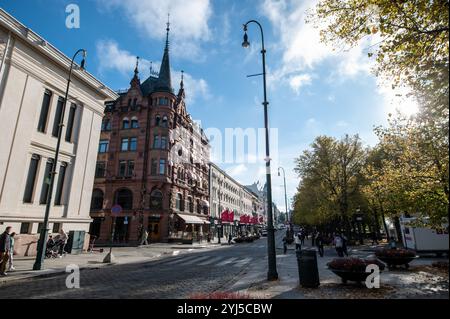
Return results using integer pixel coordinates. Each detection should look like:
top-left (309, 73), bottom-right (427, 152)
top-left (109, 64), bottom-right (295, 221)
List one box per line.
top-left (242, 20), bottom-right (278, 281)
top-left (33, 49), bottom-right (87, 271)
top-left (278, 167), bottom-right (289, 224)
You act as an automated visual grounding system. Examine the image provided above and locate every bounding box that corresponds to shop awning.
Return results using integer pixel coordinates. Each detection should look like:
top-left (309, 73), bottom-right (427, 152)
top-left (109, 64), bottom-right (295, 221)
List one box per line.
top-left (177, 213), bottom-right (209, 224)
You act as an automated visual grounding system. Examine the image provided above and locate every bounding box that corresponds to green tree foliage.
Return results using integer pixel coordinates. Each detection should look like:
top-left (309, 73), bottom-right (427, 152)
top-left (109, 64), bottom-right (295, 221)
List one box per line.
top-left (309, 0), bottom-right (449, 118)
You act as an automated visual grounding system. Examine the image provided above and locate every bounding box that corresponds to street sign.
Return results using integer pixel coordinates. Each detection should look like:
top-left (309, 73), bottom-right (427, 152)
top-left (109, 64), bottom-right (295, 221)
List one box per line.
top-left (111, 205), bottom-right (122, 216)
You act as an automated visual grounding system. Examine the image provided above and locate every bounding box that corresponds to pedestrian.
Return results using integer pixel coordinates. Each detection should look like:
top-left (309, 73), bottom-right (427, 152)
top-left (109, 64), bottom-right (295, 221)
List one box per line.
top-left (388, 236), bottom-right (397, 249)
top-left (0, 226), bottom-right (12, 276)
top-left (300, 231), bottom-right (305, 246)
top-left (316, 232), bottom-right (324, 257)
top-left (371, 231), bottom-right (379, 245)
top-left (333, 233), bottom-right (344, 257)
top-left (282, 236), bottom-right (288, 254)
top-left (140, 228), bottom-right (149, 246)
top-left (294, 232), bottom-right (301, 251)
top-left (228, 233), bottom-right (232, 245)
top-left (54, 229), bottom-right (68, 257)
top-left (8, 232), bottom-right (16, 271)
top-left (341, 233), bottom-right (349, 256)
top-left (311, 230), bottom-right (315, 247)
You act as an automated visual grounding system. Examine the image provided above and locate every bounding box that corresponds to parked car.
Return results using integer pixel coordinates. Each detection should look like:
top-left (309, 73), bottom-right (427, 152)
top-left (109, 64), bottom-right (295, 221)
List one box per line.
top-left (261, 229), bottom-right (268, 237)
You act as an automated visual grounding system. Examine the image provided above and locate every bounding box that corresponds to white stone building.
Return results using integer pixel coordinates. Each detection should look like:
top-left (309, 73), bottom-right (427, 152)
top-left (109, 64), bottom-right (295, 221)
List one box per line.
top-left (0, 9), bottom-right (117, 235)
top-left (209, 163), bottom-right (260, 239)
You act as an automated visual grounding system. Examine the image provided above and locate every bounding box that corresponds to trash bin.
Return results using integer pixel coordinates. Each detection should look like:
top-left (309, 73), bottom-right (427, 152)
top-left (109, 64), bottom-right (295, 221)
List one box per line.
top-left (66, 230), bottom-right (86, 254)
top-left (296, 248), bottom-right (320, 288)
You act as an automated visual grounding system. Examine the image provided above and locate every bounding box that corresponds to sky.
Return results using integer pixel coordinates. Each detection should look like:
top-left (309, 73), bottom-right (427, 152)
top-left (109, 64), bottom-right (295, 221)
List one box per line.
top-left (0, 0), bottom-right (418, 213)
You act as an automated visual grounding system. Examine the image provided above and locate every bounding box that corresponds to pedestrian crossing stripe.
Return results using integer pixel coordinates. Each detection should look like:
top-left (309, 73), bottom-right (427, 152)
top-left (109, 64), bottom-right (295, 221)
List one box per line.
top-left (197, 256), bottom-right (223, 266)
top-left (183, 255), bottom-right (211, 265)
top-left (158, 255), bottom-right (252, 267)
top-left (216, 257), bottom-right (238, 266)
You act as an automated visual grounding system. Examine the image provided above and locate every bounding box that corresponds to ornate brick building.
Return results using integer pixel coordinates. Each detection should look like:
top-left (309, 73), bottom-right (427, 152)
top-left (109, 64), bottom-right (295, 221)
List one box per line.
top-left (90, 24), bottom-right (210, 244)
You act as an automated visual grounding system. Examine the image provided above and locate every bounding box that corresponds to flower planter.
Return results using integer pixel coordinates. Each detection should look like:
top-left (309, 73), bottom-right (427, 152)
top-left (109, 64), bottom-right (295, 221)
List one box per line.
top-left (375, 248), bottom-right (418, 270)
top-left (327, 258), bottom-right (385, 284)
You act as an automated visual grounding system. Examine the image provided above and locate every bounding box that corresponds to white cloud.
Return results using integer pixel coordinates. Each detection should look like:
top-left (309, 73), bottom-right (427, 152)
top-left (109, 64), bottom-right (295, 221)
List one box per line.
top-left (260, 0), bottom-right (375, 91)
top-left (97, 0), bottom-right (212, 60)
top-left (377, 80), bottom-right (419, 117)
top-left (288, 74), bottom-right (312, 94)
top-left (96, 40), bottom-right (211, 104)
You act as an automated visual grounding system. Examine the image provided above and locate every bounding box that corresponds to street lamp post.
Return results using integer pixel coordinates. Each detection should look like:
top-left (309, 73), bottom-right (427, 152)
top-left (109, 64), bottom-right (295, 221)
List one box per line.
top-left (242, 20), bottom-right (278, 281)
top-left (278, 167), bottom-right (289, 224)
top-left (33, 49), bottom-right (87, 271)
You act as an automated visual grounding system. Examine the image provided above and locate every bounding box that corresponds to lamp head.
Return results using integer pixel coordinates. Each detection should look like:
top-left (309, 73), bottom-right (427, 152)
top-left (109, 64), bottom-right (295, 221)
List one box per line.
top-left (242, 31), bottom-right (250, 48)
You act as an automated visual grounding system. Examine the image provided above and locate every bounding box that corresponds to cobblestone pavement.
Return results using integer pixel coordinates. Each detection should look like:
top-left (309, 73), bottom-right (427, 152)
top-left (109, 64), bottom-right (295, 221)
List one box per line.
top-left (0, 239), bottom-right (268, 299)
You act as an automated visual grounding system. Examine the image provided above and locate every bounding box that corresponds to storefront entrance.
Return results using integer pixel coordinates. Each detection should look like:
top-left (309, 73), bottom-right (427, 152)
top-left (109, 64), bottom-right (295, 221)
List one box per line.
top-left (113, 217), bottom-right (129, 243)
top-left (148, 215), bottom-right (161, 242)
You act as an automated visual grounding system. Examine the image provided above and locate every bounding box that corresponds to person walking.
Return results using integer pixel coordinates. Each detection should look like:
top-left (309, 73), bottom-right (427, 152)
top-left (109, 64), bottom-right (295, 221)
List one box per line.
top-left (0, 226), bottom-right (12, 276)
top-left (228, 233), bottom-right (233, 245)
top-left (294, 232), bottom-right (301, 251)
top-left (55, 229), bottom-right (68, 257)
top-left (282, 236), bottom-right (288, 254)
top-left (341, 233), bottom-right (349, 256)
top-left (300, 231), bottom-right (305, 246)
top-left (8, 232), bottom-right (16, 271)
top-left (140, 228), bottom-right (149, 246)
top-left (311, 230), bottom-right (316, 247)
top-left (333, 233), bottom-right (344, 257)
top-left (316, 232), bottom-right (324, 257)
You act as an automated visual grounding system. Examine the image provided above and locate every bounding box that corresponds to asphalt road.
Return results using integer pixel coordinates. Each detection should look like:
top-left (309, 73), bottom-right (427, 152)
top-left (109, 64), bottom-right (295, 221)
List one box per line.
top-left (0, 233), bottom-right (285, 299)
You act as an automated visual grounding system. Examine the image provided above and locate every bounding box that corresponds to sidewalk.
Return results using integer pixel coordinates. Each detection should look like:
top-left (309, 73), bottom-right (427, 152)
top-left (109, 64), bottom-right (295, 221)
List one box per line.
top-left (0, 242), bottom-right (223, 284)
top-left (229, 241), bottom-right (449, 299)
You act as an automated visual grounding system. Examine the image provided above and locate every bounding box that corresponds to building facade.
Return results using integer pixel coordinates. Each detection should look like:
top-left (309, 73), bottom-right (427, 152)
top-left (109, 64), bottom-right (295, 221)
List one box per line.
top-left (90, 24), bottom-right (210, 244)
top-left (0, 9), bottom-right (117, 235)
top-left (209, 163), bottom-right (262, 240)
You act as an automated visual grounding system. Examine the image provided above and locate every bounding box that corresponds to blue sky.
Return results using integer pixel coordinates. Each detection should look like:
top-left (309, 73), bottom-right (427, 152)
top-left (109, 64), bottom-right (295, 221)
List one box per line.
top-left (0, 0), bottom-right (417, 212)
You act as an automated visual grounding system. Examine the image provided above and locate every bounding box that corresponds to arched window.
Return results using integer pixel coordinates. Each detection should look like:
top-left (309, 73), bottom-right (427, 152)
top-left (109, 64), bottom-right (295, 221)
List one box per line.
top-left (102, 119), bottom-right (111, 131)
top-left (176, 193), bottom-right (184, 211)
top-left (131, 117), bottom-right (139, 129)
top-left (122, 117), bottom-right (130, 129)
top-left (162, 116), bottom-right (168, 128)
top-left (90, 189), bottom-right (104, 210)
top-left (114, 188), bottom-right (133, 210)
top-left (150, 189), bottom-right (163, 209)
top-left (155, 115), bottom-right (161, 126)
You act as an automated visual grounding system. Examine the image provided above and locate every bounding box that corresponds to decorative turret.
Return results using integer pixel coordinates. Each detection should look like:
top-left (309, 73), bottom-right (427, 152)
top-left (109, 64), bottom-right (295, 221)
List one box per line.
top-left (130, 56), bottom-right (140, 88)
top-left (177, 70), bottom-right (185, 100)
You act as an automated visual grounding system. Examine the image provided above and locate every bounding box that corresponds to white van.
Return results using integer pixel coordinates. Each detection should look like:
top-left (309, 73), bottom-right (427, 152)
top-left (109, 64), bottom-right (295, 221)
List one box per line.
top-left (400, 216), bottom-right (449, 256)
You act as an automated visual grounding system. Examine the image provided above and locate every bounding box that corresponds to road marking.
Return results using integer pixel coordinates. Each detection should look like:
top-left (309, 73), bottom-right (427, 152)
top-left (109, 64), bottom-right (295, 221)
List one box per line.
top-left (234, 257), bottom-right (252, 266)
top-left (216, 257), bottom-right (238, 266)
top-left (173, 251), bottom-right (180, 256)
top-left (197, 256), bottom-right (223, 266)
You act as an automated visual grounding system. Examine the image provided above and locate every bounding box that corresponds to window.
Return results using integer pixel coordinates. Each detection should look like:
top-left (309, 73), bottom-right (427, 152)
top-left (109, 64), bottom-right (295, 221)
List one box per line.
top-left (99, 140), bottom-right (109, 153)
top-left (151, 159), bottom-right (157, 175)
top-left (23, 154), bottom-right (40, 203)
top-left (101, 119), bottom-right (110, 131)
top-left (65, 104), bottom-right (77, 142)
top-left (133, 98), bottom-right (137, 106)
top-left (150, 190), bottom-right (163, 209)
top-left (122, 118), bottom-right (130, 129)
top-left (121, 138), bottom-right (129, 151)
top-left (52, 97), bottom-right (65, 137)
top-left (39, 159), bottom-right (54, 204)
top-left (158, 97), bottom-right (169, 106)
top-left (159, 159), bottom-right (166, 175)
top-left (90, 189), bottom-right (104, 210)
top-left (197, 199), bottom-right (201, 214)
top-left (54, 162), bottom-right (67, 205)
top-left (37, 223), bottom-right (44, 234)
top-left (37, 90), bottom-right (52, 133)
top-left (153, 135), bottom-right (160, 149)
top-left (131, 118), bottom-right (139, 128)
top-left (161, 136), bottom-right (167, 149)
top-left (127, 161), bottom-right (135, 177)
top-left (20, 222), bottom-right (31, 234)
top-left (127, 99), bottom-right (131, 106)
top-left (188, 197), bottom-right (194, 213)
top-left (95, 162), bottom-right (106, 178)
top-left (162, 116), bottom-right (168, 128)
top-left (176, 193), bottom-right (183, 211)
top-left (118, 160), bottom-right (127, 177)
top-left (130, 137), bottom-right (137, 151)
top-left (114, 188), bottom-right (133, 210)
top-left (52, 223), bottom-right (61, 233)
top-left (155, 115), bottom-right (161, 126)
